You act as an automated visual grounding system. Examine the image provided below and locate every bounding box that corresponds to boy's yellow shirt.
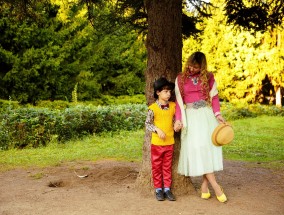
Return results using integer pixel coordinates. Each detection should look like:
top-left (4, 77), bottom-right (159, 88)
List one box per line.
top-left (149, 101), bottom-right (175, 146)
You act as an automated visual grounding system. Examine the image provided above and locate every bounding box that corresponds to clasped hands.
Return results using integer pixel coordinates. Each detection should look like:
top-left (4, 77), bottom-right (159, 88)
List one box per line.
top-left (174, 120), bottom-right (183, 132)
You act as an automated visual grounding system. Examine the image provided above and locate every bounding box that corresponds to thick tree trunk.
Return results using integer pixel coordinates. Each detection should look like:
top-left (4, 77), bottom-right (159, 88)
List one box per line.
top-left (135, 0), bottom-right (195, 196)
top-left (275, 30), bottom-right (283, 107)
top-left (143, 0), bottom-right (182, 105)
top-left (275, 86), bottom-right (282, 107)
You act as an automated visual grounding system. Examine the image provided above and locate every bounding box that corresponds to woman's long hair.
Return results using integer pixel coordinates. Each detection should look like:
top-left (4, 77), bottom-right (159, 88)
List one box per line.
top-left (178, 51), bottom-right (210, 104)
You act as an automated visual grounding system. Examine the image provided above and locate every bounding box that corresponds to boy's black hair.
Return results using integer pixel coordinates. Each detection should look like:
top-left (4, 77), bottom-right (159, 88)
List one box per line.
top-left (153, 77), bottom-right (175, 99)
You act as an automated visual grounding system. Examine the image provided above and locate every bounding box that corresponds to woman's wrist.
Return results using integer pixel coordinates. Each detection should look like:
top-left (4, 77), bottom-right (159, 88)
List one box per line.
top-left (214, 112), bottom-right (221, 117)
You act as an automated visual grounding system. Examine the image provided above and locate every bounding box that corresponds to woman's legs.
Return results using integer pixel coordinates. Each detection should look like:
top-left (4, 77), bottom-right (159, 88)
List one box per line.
top-left (201, 175), bottom-right (209, 193)
top-left (204, 173), bottom-right (223, 196)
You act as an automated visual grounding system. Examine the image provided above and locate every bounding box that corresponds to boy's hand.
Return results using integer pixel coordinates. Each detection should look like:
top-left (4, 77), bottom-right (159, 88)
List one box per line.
top-left (174, 120), bottom-right (183, 132)
top-left (155, 128), bottom-right (166, 140)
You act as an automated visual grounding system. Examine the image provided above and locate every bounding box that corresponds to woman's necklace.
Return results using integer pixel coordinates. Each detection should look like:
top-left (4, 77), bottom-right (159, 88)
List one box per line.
top-left (191, 77), bottom-right (199, 85)
top-left (186, 72), bottom-right (200, 85)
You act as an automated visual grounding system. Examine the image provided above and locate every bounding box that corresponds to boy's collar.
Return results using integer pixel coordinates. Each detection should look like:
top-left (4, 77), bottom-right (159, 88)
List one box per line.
top-left (156, 100), bottom-right (169, 109)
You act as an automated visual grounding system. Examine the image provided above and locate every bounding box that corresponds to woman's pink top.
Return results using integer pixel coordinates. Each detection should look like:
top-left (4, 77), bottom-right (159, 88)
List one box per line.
top-left (175, 72), bottom-right (221, 121)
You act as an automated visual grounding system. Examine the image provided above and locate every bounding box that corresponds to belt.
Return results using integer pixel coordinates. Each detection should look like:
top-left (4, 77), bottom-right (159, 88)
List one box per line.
top-left (186, 100), bottom-right (208, 109)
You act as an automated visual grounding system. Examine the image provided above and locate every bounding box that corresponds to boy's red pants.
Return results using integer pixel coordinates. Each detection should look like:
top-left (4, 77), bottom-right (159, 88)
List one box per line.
top-left (151, 144), bottom-right (174, 189)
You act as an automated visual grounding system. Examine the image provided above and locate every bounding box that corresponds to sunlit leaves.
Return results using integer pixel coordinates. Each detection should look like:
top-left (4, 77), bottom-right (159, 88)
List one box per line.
top-left (183, 0), bottom-right (284, 104)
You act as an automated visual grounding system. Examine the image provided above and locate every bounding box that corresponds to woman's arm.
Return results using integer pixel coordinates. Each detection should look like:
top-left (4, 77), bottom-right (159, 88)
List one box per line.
top-left (209, 73), bottom-right (226, 123)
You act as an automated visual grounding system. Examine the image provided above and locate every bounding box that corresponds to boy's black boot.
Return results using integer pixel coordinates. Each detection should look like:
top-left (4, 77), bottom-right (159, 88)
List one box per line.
top-left (155, 190), bottom-right (165, 201)
top-left (164, 190), bottom-right (176, 201)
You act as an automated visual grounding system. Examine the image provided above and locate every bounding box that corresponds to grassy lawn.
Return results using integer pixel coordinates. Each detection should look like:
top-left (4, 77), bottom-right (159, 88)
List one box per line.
top-left (224, 115), bottom-right (284, 161)
top-left (0, 130), bottom-right (145, 171)
top-left (0, 115), bottom-right (283, 171)
top-left (223, 115), bottom-right (284, 169)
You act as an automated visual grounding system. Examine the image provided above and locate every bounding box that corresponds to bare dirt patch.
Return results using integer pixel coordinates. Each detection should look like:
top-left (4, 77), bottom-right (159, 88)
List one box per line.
top-left (0, 160), bottom-right (283, 215)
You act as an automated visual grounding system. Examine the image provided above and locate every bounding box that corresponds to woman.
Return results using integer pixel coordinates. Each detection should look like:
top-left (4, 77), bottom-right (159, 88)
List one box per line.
top-left (174, 51), bottom-right (227, 203)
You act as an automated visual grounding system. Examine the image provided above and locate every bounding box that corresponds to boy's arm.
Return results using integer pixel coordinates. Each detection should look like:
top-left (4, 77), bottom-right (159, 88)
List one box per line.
top-left (145, 109), bottom-right (157, 133)
top-left (145, 109), bottom-right (166, 139)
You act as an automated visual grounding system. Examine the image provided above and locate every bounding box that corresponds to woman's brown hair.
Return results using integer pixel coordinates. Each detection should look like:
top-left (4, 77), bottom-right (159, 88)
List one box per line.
top-left (177, 52), bottom-right (210, 104)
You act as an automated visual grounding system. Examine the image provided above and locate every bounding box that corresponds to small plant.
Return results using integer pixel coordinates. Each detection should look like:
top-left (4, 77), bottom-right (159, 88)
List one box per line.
top-left (72, 83), bottom-right (78, 104)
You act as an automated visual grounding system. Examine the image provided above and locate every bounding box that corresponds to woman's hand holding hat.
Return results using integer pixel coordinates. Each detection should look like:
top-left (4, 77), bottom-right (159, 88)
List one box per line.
top-left (212, 122), bottom-right (234, 146)
top-left (216, 114), bottom-right (226, 124)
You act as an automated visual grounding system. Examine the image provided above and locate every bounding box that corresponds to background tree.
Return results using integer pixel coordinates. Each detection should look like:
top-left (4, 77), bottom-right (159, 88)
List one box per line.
top-left (183, 0), bottom-right (284, 105)
top-left (0, 0), bottom-right (146, 103)
top-left (135, 0), bottom-right (192, 195)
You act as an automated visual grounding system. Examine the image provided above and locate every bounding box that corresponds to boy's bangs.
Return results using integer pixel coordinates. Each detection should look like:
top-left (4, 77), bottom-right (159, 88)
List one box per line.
top-left (162, 85), bottom-right (173, 91)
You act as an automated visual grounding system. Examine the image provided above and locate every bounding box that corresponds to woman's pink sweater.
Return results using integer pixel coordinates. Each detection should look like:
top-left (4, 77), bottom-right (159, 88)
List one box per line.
top-left (175, 72), bottom-right (221, 121)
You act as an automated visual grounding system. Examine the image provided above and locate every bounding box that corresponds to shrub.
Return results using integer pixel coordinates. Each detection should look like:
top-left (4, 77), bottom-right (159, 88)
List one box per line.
top-left (0, 99), bottom-right (20, 112)
top-left (0, 100), bottom-right (282, 150)
top-left (27, 94), bottom-right (146, 109)
top-left (0, 108), bottom-right (56, 149)
top-left (91, 94), bottom-right (146, 106)
top-left (221, 102), bottom-right (284, 121)
top-left (0, 104), bottom-right (147, 149)
top-left (35, 100), bottom-right (71, 110)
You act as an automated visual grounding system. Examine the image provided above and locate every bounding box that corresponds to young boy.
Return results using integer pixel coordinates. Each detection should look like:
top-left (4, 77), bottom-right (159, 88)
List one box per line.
top-left (145, 77), bottom-right (176, 201)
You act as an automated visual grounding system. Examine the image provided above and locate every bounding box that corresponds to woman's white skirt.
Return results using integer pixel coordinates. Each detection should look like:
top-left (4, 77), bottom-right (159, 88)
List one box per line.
top-left (178, 106), bottom-right (223, 177)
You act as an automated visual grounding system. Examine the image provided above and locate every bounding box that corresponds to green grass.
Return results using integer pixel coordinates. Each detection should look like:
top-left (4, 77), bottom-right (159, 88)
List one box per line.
top-left (0, 130), bottom-right (145, 171)
top-left (223, 115), bottom-right (284, 169)
top-left (0, 116), bottom-right (283, 171)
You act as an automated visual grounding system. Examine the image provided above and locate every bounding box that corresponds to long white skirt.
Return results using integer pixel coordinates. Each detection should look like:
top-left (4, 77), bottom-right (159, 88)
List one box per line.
top-left (178, 106), bottom-right (223, 177)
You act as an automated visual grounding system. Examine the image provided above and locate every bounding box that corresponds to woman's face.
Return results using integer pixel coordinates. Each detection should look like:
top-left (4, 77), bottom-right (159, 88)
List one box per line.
top-left (188, 63), bottom-right (201, 74)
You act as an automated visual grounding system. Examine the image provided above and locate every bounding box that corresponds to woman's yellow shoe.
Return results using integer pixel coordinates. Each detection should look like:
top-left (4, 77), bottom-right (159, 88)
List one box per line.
top-left (216, 187), bottom-right (227, 203)
top-left (201, 189), bottom-right (211, 199)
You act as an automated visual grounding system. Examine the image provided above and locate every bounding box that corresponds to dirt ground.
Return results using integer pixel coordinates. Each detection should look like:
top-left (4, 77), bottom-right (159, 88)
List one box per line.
top-left (0, 160), bottom-right (283, 215)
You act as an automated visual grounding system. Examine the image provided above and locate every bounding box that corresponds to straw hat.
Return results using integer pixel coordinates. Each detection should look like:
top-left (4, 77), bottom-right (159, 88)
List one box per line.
top-left (212, 123), bottom-right (234, 146)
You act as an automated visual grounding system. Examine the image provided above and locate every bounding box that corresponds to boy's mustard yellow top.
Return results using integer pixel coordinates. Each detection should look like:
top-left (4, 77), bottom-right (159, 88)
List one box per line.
top-left (149, 102), bottom-right (175, 146)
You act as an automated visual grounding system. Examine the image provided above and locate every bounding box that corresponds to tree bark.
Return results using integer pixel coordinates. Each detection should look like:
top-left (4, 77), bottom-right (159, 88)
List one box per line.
top-left (135, 0), bottom-right (195, 196)
top-left (275, 86), bottom-right (282, 107)
top-left (143, 0), bottom-right (182, 105)
top-left (275, 30), bottom-right (283, 107)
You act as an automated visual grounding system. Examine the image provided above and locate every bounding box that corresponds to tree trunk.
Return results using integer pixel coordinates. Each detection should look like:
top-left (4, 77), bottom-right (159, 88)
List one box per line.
top-left (275, 86), bottom-right (282, 107)
top-left (135, 0), bottom-right (195, 196)
top-left (275, 30), bottom-right (282, 107)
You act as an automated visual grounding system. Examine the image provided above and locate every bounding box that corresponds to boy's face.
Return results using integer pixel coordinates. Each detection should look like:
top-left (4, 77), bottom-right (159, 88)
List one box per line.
top-left (157, 87), bottom-right (172, 102)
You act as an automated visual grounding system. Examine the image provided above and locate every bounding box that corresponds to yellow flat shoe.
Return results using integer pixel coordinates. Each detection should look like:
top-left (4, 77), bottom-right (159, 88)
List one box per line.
top-left (201, 189), bottom-right (211, 199)
top-left (216, 186), bottom-right (227, 203)
top-left (216, 193), bottom-right (227, 203)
